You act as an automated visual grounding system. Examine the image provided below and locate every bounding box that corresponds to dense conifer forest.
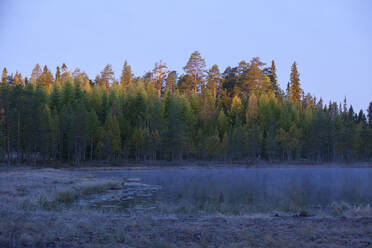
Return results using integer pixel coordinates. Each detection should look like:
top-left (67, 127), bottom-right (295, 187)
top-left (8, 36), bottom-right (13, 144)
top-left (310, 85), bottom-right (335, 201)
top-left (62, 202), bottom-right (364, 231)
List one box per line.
top-left (1, 52), bottom-right (371, 165)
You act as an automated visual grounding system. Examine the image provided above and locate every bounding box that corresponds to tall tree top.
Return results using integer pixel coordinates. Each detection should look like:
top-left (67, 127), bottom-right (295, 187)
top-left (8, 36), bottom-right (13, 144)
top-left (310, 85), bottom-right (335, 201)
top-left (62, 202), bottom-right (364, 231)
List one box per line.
top-left (39, 65), bottom-right (54, 90)
top-left (368, 101), bottom-right (372, 128)
top-left (289, 61), bottom-right (302, 105)
top-left (56, 66), bottom-right (61, 83)
top-left (153, 60), bottom-right (168, 96)
top-left (165, 71), bottom-right (177, 94)
top-left (183, 51), bottom-right (207, 93)
top-left (183, 51), bottom-right (206, 78)
top-left (31, 64), bottom-right (42, 84)
top-left (207, 64), bottom-right (221, 99)
top-left (120, 60), bottom-right (132, 90)
top-left (1, 68), bottom-right (7, 84)
top-left (100, 64), bottom-right (115, 88)
top-left (241, 57), bottom-right (265, 96)
top-left (269, 60), bottom-right (281, 97)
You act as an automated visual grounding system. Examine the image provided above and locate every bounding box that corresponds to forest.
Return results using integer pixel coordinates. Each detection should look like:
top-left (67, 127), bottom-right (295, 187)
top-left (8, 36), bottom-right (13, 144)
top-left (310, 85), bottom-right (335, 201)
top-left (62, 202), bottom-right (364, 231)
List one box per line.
top-left (0, 51), bottom-right (371, 165)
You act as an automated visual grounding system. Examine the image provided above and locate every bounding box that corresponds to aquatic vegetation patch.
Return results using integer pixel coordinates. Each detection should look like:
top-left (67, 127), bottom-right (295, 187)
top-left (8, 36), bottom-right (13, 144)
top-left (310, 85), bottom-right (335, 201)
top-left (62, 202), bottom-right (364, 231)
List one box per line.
top-left (39, 182), bottom-right (123, 210)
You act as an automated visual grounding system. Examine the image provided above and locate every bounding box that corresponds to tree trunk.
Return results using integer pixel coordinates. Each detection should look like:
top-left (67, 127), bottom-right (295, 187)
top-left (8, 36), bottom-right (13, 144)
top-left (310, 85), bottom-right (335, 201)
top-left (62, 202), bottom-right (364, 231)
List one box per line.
top-left (90, 138), bottom-right (93, 160)
top-left (6, 110), bottom-right (11, 166)
top-left (17, 111), bottom-right (21, 164)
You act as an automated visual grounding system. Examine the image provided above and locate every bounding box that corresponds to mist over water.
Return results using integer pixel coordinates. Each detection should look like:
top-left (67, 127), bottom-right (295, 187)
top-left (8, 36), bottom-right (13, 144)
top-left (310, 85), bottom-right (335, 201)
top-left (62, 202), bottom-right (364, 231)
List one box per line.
top-left (91, 168), bottom-right (372, 215)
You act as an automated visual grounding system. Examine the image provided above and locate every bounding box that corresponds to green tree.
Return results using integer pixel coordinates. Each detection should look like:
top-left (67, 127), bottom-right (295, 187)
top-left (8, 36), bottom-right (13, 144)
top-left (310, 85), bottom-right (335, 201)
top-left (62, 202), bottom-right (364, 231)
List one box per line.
top-left (241, 57), bottom-right (265, 96)
top-left (289, 61), bottom-right (302, 105)
top-left (368, 101), bottom-right (372, 128)
top-left (87, 110), bottom-right (100, 160)
top-left (267, 60), bottom-right (281, 97)
top-left (207, 64), bottom-right (221, 100)
top-left (102, 115), bottom-right (121, 160)
top-left (56, 66), bottom-right (61, 87)
top-left (165, 71), bottom-right (177, 94)
top-left (163, 96), bottom-right (186, 160)
top-left (120, 60), bottom-right (132, 92)
top-left (1, 68), bottom-right (7, 85)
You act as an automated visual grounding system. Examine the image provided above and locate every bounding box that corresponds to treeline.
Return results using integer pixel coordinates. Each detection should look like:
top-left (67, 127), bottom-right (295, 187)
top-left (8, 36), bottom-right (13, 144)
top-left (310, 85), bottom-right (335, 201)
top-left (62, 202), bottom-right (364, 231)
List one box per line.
top-left (0, 51), bottom-right (371, 165)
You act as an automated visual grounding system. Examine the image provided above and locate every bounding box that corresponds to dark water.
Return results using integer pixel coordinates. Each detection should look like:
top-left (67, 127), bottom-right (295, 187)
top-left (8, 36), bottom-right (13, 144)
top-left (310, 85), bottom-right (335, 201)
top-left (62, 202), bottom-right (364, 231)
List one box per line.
top-left (88, 168), bottom-right (372, 215)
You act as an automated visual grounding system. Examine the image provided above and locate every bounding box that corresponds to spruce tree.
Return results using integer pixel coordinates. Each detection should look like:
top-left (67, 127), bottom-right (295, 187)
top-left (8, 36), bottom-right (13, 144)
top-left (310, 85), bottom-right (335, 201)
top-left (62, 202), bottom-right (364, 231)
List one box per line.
top-left (368, 101), bottom-right (372, 128)
top-left (0, 55), bottom-right (369, 163)
top-left (269, 60), bottom-right (281, 97)
top-left (289, 61), bottom-right (302, 105)
top-left (55, 66), bottom-right (61, 87)
top-left (1, 68), bottom-right (8, 85)
top-left (120, 60), bottom-right (132, 92)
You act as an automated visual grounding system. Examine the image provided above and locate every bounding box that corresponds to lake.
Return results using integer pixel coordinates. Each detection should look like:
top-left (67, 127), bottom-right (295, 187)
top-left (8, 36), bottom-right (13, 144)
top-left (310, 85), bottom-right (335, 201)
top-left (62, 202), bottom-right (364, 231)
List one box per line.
top-left (85, 167), bottom-right (372, 215)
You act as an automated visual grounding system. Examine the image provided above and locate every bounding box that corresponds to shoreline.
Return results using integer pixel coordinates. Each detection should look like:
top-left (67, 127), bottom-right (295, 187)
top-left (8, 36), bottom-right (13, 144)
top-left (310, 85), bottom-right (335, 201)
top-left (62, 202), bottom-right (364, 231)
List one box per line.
top-left (0, 160), bottom-right (372, 172)
top-left (1, 160), bottom-right (371, 171)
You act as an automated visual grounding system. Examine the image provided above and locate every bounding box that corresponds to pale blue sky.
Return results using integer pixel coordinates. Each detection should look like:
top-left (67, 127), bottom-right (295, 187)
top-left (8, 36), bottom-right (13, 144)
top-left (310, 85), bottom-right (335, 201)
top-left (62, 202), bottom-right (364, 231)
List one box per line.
top-left (0, 0), bottom-right (371, 111)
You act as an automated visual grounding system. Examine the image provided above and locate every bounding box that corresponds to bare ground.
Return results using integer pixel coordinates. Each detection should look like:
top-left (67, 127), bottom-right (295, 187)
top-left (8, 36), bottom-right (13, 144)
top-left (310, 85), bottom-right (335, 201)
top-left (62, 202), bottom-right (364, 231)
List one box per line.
top-left (0, 167), bottom-right (371, 248)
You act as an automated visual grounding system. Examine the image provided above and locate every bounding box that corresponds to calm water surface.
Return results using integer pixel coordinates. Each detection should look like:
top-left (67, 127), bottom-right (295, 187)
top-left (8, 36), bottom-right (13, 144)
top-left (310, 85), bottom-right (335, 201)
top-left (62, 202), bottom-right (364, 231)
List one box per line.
top-left (88, 167), bottom-right (372, 214)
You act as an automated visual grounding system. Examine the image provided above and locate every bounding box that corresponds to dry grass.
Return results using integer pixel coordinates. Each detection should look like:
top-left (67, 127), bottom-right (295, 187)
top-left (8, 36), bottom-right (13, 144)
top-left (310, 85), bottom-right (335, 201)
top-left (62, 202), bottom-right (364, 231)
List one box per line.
top-left (1, 167), bottom-right (372, 248)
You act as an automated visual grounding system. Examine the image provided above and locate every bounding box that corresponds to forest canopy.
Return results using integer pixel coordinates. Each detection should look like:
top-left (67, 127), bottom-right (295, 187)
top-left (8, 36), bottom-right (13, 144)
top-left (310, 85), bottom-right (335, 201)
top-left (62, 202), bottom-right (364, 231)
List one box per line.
top-left (1, 52), bottom-right (371, 165)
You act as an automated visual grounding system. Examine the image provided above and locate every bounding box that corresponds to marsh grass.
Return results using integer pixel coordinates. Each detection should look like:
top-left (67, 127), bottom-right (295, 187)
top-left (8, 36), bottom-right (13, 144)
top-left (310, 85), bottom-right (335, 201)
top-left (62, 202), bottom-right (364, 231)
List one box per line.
top-left (330, 201), bottom-right (372, 217)
top-left (38, 182), bottom-right (122, 210)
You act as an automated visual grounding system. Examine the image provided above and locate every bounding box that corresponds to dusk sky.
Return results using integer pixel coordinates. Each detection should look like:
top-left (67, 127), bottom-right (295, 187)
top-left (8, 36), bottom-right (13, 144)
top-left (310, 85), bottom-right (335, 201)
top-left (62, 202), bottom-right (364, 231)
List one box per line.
top-left (0, 0), bottom-right (371, 111)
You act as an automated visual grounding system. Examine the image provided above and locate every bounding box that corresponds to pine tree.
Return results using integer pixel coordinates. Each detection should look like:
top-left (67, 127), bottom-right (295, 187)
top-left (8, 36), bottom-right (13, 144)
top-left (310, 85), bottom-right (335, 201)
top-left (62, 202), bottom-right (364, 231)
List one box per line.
top-left (13, 72), bottom-right (23, 86)
top-left (61, 63), bottom-right (71, 83)
top-left (241, 57), bottom-right (265, 96)
top-left (177, 74), bottom-right (194, 95)
top-left (165, 71), bottom-right (177, 94)
top-left (207, 64), bottom-right (221, 100)
top-left (183, 51), bottom-right (206, 93)
top-left (30, 64), bottom-right (42, 84)
top-left (0, 56), bottom-right (369, 163)
top-left (72, 68), bottom-right (90, 91)
top-left (237, 60), bottom-right (249, 77)
top-left (101, 64), bottom-right (115, 89)
top-left (289, 61), bottom-right (302, 105)
top-left (39, 65), bottom-right (54, 91)
top-left (152, 60), bottom-right (168, 96)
